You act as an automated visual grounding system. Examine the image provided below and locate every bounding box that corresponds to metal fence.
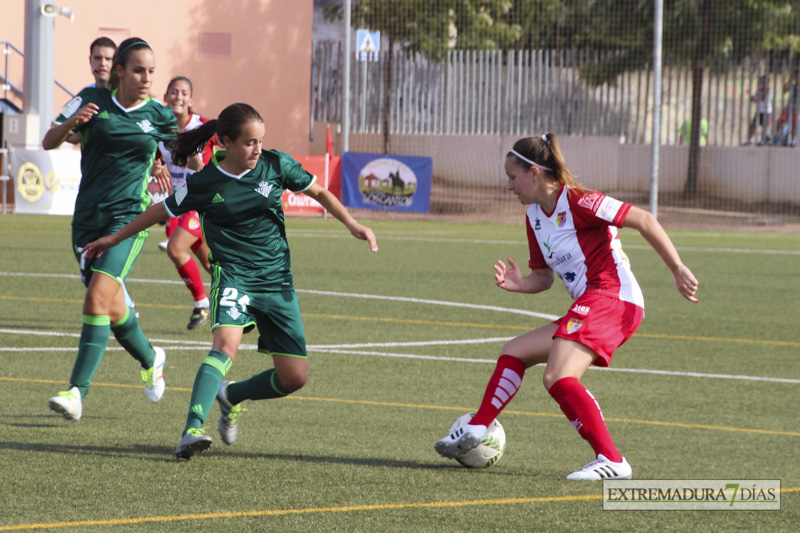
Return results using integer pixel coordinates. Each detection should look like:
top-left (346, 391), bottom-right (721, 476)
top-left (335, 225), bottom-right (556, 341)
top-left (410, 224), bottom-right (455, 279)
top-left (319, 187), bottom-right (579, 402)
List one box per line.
top-left (312, 41), bottom-right (800, 147)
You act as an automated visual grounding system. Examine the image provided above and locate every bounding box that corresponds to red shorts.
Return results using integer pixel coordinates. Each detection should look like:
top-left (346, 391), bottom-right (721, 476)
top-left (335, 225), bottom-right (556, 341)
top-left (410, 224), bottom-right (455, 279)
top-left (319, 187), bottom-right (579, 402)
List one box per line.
top-left (165, 211), bottom-right (204, 242)
top-left (552, 292), bottom-right (643, 367)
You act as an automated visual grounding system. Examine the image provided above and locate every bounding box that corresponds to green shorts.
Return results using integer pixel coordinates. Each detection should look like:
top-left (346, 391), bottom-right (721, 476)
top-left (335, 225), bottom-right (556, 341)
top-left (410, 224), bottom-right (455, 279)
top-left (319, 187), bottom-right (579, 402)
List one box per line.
top-left (72, 219), bottom-right (148, 288)
top-left (210, 269), bottom-right (307, 358)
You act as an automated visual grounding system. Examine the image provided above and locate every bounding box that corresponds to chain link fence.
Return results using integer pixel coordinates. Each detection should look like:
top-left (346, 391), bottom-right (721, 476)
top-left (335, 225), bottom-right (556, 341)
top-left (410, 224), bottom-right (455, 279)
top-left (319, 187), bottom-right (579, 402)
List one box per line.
top-left (313, 0), bottom-right (800, 227)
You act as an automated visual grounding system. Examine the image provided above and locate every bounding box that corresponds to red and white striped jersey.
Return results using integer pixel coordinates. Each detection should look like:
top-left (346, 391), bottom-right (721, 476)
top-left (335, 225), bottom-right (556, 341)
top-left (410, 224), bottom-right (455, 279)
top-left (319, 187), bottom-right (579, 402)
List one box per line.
top-left (158, 113), bottom-right (213, 192)
top-left (526, 186), bottom-right (644, 307)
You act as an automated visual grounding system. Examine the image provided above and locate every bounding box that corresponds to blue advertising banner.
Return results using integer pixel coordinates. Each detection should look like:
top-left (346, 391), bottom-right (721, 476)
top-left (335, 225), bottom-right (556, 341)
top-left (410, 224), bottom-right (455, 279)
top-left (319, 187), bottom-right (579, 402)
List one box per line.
top-left (341, 152), bottom-right (432, 213)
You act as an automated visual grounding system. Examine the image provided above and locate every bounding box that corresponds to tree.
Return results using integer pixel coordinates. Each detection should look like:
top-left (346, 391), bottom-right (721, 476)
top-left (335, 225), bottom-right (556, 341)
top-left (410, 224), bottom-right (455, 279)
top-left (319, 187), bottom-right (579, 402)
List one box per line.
top-left (325, 0), bottom-right (523, 152)
top-left (537, 0), bottom-right (782, 198)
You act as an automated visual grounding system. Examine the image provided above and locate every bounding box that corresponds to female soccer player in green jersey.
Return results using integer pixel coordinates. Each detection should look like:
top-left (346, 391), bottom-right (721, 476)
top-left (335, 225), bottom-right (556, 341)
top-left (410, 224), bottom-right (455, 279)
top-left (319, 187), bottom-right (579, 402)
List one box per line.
top-left (42, 38), bottom-right (176, 421)
top-left (83, 103), bottom-right (378, 459)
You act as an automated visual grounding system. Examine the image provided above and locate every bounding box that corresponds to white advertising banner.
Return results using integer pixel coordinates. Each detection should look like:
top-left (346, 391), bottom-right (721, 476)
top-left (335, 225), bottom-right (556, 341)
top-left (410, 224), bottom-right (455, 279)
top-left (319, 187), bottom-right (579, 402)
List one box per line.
top-left (12, 149), bottom-right (81, 215)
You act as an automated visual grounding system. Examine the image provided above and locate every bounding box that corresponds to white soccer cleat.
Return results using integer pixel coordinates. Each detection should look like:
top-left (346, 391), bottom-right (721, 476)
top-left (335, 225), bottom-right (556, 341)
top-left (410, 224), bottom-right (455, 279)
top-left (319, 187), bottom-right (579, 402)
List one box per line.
top-left (434, 423), bottom-right (487, 459)
top-left (216, 381), bottom-right (246, 446)
top-left (141, 347), bottom-right (166, 402)
top-left (175, 428), bottom-right (212, 460)
top-left (158, 239), bottom-right (169, 251)
top-left (566, 454), bottom-right (632, 480)
top-left (48, 386), bottom-right (82, 422)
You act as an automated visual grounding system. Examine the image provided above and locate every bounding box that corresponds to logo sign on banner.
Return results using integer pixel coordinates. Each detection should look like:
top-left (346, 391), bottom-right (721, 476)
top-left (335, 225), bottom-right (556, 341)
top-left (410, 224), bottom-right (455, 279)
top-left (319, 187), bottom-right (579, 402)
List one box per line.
top-left (341, 152), bottom-right (432, 213)
top-left (12, 149), bottom-right (82, 215)
top-left (281, 155), bottom-right (342, 217)
top-left (356, 29), bottom-right (380, 61)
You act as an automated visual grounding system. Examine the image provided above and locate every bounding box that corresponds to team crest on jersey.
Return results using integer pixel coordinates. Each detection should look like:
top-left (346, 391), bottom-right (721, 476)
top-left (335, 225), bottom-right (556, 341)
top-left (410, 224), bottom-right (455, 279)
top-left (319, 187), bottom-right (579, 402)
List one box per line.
top-left (556, 211), bottom-right (567, 227)
top-left (227, 307), bottom-right (241, 320)
top-left (566, 318), bottom-right (583, 334)
top-left (188, 217), bottom-right (200, 230)
top-left (137, 119), bottom-right (154, 133)
top-left (578, 192), bottom-right (604, 211)
top-left (255, 181), bottom-right (274, 198)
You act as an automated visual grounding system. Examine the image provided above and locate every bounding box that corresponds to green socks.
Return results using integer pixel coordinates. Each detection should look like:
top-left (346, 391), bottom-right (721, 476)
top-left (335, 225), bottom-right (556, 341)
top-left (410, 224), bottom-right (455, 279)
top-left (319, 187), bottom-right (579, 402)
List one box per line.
top-left (69, 315), bottom-right (111, 398)
top-left (226, 368), bottom-right (289, 405)
top-left (182, 350), bottom-right (231, 434)
top-left (111, 307), bottom-right (155, 368)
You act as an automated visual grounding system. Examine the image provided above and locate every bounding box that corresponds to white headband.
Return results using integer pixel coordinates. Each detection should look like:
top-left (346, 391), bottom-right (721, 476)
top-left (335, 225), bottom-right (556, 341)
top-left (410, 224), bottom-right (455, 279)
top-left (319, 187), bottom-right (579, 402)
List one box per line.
top-left (510, 149), bottom-right (553, 173)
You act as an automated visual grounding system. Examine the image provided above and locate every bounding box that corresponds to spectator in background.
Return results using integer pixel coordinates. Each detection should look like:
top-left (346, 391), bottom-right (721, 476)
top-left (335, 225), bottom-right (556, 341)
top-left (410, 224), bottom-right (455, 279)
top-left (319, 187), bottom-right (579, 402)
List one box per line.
top-left (775, 69), bottom-right (800, 147)
top-left (678, 117), bottom-right (708, 147)
top-left (744, 75), bottom-right (772, 146)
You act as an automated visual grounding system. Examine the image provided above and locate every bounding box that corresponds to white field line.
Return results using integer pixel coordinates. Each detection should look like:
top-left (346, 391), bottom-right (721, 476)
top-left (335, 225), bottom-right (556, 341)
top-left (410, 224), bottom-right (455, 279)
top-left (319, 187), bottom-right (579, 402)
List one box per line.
top-left (0, 271), bottom-right (559, 320)
top-left (2, 328), bottom-right (797, 384)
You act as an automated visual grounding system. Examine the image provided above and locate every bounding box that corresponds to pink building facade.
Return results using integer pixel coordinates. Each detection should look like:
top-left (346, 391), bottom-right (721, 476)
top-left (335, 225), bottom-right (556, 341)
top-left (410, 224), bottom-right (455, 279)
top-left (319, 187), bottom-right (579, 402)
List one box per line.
top-left (1, 0), bottom-right (315, 154)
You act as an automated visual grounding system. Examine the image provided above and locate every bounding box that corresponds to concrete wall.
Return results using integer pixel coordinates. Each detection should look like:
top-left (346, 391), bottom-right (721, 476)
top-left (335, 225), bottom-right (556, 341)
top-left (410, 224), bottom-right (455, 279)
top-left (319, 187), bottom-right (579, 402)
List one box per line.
top-left (346, 132), bottom-right (800, 205)
top-left (1, 0), bottom-right (313, 153)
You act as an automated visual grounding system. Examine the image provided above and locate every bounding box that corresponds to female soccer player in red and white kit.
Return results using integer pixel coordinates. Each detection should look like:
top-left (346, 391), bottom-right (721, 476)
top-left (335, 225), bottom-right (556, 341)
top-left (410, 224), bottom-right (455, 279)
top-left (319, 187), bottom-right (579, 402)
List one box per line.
top-left (435, 133), bottom-right (699, 480)
top-left (158, 76), bottom-right (216, 329)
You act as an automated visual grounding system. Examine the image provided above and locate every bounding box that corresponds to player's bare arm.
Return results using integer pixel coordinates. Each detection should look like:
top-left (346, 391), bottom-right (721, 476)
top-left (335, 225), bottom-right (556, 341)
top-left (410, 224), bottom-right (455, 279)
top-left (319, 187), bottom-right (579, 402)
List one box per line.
top-left (304, 183), bottom-right (378, 252)
top-left (82, 203), bottom-right (171, 258)
top-left (623, 205), bottom-right (699, 302)
top-left (42, 103), bottom-right (99, 150)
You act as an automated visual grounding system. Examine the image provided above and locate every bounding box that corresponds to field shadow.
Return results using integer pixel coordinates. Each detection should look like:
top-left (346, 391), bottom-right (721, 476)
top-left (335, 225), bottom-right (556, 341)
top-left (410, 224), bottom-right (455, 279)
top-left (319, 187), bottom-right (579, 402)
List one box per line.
top-left (0, 440), bottom-right (176, 462)
top-left (202, 450), bottom-right (545, 478)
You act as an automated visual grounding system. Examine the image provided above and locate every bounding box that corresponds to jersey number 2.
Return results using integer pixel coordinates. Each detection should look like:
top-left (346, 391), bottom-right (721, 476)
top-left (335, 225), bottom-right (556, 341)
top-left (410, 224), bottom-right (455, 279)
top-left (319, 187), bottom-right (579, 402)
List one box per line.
top-left (220, 287), bottom-right (251, 311)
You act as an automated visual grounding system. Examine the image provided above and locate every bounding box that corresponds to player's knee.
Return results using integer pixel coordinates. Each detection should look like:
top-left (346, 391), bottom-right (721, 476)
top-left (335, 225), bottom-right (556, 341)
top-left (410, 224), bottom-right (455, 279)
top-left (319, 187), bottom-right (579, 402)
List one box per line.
top-left (278, 370), bottom-right (307, 393)
top-left (542, 370), bottom-right (559, 391)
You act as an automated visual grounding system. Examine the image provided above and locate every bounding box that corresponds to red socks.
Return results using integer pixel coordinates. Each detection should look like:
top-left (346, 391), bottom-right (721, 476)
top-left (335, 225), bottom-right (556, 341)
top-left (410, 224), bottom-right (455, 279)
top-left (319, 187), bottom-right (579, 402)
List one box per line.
top-left (548, 377), bottom-right (622, 462)
top-left (470, 355), bottom-right (526, 427)
top-left (177, 259), bottom-right (207, 302)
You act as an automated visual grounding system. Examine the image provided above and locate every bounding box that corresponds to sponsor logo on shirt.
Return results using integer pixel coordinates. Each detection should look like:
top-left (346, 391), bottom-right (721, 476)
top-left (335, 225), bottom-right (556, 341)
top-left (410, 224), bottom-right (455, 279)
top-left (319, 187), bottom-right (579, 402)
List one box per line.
top-left (97, 110), bottom-right (109, 119)
top-left (255, 181), bottom-right (274, 198)
top-left (60, 96), bottom-right (82, 119)
top-left (137, 119), bottom-right (154, 133)
top-left (596, 196), bottom-right (624, 222)
top-left (534, 217), bottom-right (541, 230)
top-left (550, 252), bottom-right (572, 267)
top-left (212, 193), bottom-right (225, 204)
top-left (543, 235), bottom-right (554, 258)
top-left (563, 272), bottom-right (576, 283)
top-left (571, 304), bottom-right (590, 315)
top-left (556, 211), bottom-right (567, 228)
top-left (578, 191), bottom-right (604, 211)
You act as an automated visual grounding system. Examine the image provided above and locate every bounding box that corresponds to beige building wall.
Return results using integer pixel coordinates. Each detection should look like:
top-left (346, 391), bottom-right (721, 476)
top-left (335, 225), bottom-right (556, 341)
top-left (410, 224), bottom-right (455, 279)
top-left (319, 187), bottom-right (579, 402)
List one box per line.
top-left (1, 0), bottom-right (313, 153)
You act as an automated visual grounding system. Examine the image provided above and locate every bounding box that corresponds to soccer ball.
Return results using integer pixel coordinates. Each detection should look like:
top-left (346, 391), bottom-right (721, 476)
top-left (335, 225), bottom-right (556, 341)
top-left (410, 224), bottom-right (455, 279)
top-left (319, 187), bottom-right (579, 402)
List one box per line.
top-left (449, 412), bottom-right (506, 469)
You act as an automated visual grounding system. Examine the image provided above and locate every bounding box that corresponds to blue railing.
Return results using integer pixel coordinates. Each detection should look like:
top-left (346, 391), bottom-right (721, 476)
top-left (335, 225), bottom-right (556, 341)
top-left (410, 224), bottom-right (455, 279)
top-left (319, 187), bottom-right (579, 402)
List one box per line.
top-left (1, 40), bottom-right (75, 110)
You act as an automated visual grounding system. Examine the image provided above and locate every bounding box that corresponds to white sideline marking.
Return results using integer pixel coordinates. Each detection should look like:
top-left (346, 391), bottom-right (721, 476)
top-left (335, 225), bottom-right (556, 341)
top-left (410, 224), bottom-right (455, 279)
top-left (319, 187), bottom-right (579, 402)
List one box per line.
top-left (2, 328), bottom-right (798, 384)
top-left (0, 271), bottom-right (560, 320)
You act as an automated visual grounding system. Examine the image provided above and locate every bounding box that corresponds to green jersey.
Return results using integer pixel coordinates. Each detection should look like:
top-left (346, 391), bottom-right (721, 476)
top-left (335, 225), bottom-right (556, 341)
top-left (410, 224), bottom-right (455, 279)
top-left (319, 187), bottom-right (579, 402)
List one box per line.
top-left (55, 87), bottom-right (177, 229)
top-left (164, 149), bottom-right (317, 289)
